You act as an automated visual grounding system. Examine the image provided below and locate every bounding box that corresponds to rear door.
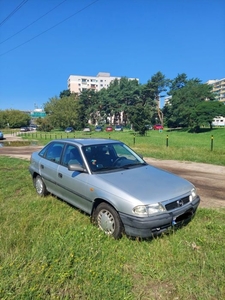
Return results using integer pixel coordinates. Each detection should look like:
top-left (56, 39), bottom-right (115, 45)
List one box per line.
top-left (39, 142), bottom-right (64, 196)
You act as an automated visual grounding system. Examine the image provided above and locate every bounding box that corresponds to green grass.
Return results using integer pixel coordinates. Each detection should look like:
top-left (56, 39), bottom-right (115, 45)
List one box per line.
top-left (17, 127), bottom-right (225, 165)
top-left (0, 157), bottom-right (225, 299)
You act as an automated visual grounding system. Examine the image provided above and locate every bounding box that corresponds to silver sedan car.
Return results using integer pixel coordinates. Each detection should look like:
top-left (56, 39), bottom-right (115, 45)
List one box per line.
top-left (29, 139), bottom-right (200, 239)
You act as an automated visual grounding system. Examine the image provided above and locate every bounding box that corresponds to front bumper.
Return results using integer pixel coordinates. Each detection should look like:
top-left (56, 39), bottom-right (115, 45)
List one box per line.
top-left (119, 196), bottom-right (200, 238)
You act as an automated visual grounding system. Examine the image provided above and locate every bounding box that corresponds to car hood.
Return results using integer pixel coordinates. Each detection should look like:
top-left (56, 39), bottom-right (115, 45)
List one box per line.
top-left (93, 165), bottom-right (193, 204)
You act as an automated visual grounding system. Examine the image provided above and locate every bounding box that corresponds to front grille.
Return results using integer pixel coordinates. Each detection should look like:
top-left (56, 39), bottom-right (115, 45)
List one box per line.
top-left (165, 196), bottom-right (190, 211)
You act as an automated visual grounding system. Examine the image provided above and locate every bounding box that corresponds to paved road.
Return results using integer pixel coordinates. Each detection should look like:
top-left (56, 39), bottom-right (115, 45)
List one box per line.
top-left (1, 134), bottom-right (224, 208)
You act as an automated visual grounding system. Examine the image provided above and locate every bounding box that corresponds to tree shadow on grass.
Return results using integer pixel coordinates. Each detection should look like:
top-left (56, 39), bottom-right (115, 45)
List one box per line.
top-left (188, 127), bottom-right (220, 133)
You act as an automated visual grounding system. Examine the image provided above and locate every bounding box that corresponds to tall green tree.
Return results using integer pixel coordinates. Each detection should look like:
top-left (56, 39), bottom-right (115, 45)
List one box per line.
top-left (0, 111), bottom-right (4, 128)
top-left (36, 117), bottom-right (54, 132)
top-left (142, 72), bottom-right (169, 125)
top-left (192, 101), bottom-right (225, 130)
top-left (117, 77), bottom-right (141, 124)
top-left (115, 77), bottom-right (141, 125)
top-left (164, 78), bottom-right (215, 131)
top-left (78, 89), bottom-right (100, 126)
top-left (96, 78), bottom-right (142, 125)
top-left (103, 79), bottom-right (121, 124)
top-left (168, 73), bottom-right (188, 92)
top-left (0, 109), bottom-right (30, 128)
top-left (128, 104), bottom-right (152, 135)
top-left (44, 94), bottom-right (80, 129)
top-left (59, 89), bottom-right (71, 98)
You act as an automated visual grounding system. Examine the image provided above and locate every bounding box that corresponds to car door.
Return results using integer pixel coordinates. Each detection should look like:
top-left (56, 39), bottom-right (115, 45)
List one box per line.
top-left (56, 144), bottom-right (93, 214)
top-left (39, 142), bottom-right (64, 197)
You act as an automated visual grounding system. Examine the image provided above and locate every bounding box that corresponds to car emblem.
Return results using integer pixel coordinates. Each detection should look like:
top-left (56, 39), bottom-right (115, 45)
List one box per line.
top-left (177, 199), bottom-right (184, 207)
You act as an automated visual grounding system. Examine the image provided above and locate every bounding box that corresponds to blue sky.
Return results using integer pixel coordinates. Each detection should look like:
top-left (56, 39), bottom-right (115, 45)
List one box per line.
top-left (0, 0), bottom-right (224, 111)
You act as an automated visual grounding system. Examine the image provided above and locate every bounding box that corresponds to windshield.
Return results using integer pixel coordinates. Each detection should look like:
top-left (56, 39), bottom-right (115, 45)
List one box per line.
top-left (82, 142), bottom-right (146, 172)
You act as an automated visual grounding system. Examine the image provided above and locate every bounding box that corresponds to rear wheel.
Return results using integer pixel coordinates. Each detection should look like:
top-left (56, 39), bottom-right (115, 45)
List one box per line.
top-left (34, 175), bottom-right (48, 196)
top-left (94, 203), bottom-right (123, 239)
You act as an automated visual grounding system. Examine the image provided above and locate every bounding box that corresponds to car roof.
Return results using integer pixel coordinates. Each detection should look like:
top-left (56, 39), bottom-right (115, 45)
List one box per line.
top-left (49, 138), bottom-right (121, 147)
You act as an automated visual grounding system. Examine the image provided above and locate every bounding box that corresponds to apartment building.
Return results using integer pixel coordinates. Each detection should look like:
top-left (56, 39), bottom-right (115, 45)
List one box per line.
top-left (67, 72), bottom-right (139, 94)
top-left (206, 78), bottom-right (225, 103)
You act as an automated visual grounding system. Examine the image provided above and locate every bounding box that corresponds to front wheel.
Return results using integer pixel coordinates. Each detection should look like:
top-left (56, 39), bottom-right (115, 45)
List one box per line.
top-left (34, 175), bottom-right (48, 197)
top-left (94, 203), bottom-right (123, 239)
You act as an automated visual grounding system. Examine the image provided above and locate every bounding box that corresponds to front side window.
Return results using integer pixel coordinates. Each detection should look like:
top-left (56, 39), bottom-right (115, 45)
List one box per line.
top-left (62, 145), bottom-right (83, 167)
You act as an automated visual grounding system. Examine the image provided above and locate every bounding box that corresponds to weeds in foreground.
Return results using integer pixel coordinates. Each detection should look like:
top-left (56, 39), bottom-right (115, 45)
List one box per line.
top-left (0, 157), bottom-right (225, 299)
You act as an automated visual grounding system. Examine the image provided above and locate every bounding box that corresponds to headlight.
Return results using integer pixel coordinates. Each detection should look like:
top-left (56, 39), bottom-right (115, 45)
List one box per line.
top-left (189, 188), bottom-right (197, 202)
top-left (133, 203), bottom-right (165, 216)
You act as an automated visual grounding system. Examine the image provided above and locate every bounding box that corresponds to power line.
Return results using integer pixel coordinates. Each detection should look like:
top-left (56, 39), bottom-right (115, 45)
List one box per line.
top-left (0, 0), bottom-right (29, 27)
top-left (0, 0), bottom-right (69, 45)
top-left (0, 0), bottom-right (100, 57)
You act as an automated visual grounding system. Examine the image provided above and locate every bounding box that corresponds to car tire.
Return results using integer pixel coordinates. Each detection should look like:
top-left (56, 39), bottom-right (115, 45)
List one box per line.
top-left (94, 203), bottom-right (123, 239)
top-left (34, 175), bottom-right (48, 197)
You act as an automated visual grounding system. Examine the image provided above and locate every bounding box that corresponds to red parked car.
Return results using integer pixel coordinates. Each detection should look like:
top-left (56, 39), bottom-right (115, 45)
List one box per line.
top-left (105, 126), bottom-right (113, 132)
top-left (153, 124), bottom-right (163, 130)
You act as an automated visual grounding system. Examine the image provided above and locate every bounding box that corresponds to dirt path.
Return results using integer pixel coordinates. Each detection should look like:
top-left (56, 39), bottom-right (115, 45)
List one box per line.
top-left (1, 134), bottom-right (225, 209)
top-left (145, 158), bottom-right (225, 209)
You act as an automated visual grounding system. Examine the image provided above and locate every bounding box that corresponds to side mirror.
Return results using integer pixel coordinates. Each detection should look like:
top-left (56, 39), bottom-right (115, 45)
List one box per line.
top-left (68, 163), bottom-right (86, 173)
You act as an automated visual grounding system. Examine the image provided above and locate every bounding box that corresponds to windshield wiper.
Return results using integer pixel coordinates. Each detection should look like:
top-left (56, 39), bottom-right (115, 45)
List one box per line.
top-left (119, 162), bottom-right (147, 169)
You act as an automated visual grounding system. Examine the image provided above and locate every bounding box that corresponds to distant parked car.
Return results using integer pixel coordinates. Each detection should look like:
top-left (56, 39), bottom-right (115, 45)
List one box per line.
top-left (115, 125), bottom-right (123, 131)
top-left (29, 138), bottom-right (200, 239)
top-left (29, 124), bottom-right (37, 131)
top-left (106, 126), bottom-right (113, 132)
top-left (145, 124), bottom-right (152, 130)
top-left (20, 127), bottom-right (30, 132)
top-left (95, 125), bottom-right (102, 132)
top-left (65, 127), bottom-right (74, 133)
top-left (0, 131), bottom-right (4, 140)
top-left (153, 124), bottom-right (163, 130)
top-left (83, 127), bottom-right (91, 132)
